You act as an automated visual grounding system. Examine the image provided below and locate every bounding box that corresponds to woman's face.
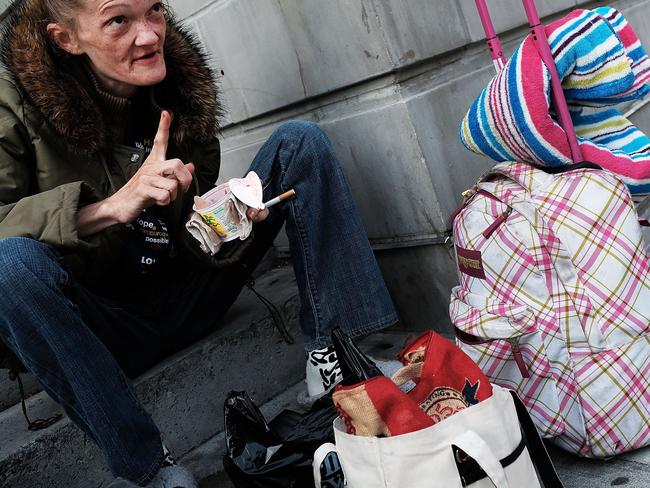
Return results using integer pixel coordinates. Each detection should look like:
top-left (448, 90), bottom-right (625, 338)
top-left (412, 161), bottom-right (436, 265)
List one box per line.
top-left (50, 0), bottom-right (167, 97)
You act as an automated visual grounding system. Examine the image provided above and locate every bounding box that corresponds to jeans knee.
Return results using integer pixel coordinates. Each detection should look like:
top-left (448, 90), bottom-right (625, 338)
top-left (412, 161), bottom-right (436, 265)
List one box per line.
top-left (275, 120), bottom-right (340, 176)
top-left (277, 120), bottom-right (329, 147)
top-left (0, 237), bottom-right (62, 290)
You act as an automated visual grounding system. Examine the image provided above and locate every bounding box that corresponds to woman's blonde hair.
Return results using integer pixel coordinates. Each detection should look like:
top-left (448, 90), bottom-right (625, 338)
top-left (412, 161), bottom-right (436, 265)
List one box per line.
top-left (43, 0), bottom-right (82, 24)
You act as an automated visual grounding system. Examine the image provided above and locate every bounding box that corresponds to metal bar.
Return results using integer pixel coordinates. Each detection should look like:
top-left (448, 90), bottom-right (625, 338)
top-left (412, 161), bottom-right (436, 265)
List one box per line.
top-left (474, 0), bottom-right (506, 71)
top-left (522, 0), bottom-right (584, 163)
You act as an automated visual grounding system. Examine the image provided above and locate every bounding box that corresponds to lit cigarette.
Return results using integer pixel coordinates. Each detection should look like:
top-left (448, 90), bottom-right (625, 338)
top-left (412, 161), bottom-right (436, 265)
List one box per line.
top-left (263, 189), bottom-right (296, 209)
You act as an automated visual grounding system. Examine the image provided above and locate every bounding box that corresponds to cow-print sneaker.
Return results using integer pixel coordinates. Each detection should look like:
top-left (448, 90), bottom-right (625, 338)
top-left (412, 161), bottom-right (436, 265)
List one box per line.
top-left (302, 345), bottom-right (343, 403)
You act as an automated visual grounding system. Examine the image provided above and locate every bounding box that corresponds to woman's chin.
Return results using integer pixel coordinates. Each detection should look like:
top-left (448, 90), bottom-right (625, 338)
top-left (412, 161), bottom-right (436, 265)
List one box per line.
top-left (132, 62), bottom-right (167, 87)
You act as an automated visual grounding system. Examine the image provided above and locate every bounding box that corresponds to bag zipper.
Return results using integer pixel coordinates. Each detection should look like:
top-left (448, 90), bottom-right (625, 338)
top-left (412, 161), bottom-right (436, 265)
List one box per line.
top-left (482, 207), bottom-right (512, 238)
top-left (475, 189), bottom-right (512, 239)
top-left (451, 188), bottom-right (512, 238)
top-left (449, 185), bottom-right (479, 225)
top-left (507, 338), bottom-right (529, 378)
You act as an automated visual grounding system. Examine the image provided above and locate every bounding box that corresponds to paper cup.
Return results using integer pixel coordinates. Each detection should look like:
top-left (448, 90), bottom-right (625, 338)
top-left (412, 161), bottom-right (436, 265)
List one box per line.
top-left (193, 184), bottom-right (241, 242)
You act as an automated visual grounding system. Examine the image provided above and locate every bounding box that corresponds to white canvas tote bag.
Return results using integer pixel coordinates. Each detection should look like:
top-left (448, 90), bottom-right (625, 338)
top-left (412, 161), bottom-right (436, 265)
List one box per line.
top-left (313, 385), bottom-right (562, 487)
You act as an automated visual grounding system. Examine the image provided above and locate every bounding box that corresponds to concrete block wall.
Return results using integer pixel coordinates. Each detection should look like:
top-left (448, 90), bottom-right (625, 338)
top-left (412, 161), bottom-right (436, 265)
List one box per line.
top-left (1, 0), bottom-right (648, 331)
top-left (164, 0), bottom-right (650, 333)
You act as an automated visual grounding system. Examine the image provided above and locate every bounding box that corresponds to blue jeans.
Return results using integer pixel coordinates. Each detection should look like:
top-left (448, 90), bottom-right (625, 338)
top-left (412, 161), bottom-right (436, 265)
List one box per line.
top-left (248, 121), bottom-right (397, 349)
top-left (0, 121), bottom-right (397, 484)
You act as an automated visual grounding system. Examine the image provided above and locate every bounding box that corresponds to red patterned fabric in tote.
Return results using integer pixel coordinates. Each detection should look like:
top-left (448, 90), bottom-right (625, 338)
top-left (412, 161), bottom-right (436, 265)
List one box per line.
top-left (332, 331), bottom-right (492, 437)
top-left (450, 161), bottom-right (650, 458)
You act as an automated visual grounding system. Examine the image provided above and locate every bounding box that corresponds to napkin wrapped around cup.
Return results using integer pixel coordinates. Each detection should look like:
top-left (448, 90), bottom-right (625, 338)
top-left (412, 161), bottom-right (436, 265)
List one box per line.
top-left (185, 171), bottom-right (264, 255)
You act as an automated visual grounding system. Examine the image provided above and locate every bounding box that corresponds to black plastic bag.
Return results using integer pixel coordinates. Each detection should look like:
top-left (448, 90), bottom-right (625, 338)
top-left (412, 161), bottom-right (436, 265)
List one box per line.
top-left (223, 329), bottom-right (381, 487)
top-left (223, 391), bottom-right (338, 488)
top-left (332, 327), bottom-right (383, 385)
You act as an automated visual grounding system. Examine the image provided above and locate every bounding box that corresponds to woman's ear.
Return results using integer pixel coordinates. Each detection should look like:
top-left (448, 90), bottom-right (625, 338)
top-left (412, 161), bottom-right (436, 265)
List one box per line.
top-left (46, 23), bottom-right (82, 55)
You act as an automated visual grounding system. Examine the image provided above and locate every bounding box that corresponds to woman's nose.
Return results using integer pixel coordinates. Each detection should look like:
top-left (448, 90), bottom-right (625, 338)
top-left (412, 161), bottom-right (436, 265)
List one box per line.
top-left (134, 23), bottom-right (160, 46)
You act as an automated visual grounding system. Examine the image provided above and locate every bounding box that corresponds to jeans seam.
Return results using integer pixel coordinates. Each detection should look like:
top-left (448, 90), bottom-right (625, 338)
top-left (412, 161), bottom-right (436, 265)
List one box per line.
top-left (291, 198), bottom-right (323, 343)
top-left (280, 134), bottom-right (324, 346)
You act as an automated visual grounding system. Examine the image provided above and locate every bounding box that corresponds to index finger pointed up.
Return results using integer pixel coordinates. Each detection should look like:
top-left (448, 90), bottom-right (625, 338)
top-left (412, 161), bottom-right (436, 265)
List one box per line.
top-left (149, 110), bottom-right (171, 162)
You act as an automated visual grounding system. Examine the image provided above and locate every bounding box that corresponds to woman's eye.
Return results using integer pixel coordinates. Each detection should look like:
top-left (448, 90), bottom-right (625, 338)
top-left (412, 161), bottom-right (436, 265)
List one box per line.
top-left (151, 3), bottom-right (163, 13)
top-left (109, 16), bottom-right (126, 26)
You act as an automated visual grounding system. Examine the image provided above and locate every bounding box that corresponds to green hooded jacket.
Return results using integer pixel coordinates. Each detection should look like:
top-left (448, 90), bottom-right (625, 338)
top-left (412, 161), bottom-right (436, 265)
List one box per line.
top-left (0, 0), bottom-right (247, 369)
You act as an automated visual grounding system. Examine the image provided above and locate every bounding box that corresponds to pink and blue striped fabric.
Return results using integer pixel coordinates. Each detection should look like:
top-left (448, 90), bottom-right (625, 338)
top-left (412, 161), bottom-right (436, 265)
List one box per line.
top-left (460, 7), bottom-right (650, 197)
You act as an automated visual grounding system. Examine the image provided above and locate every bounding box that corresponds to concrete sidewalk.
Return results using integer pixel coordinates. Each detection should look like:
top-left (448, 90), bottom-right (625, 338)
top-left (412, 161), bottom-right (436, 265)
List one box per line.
top-left (549, 444), bottom-right (650, 487)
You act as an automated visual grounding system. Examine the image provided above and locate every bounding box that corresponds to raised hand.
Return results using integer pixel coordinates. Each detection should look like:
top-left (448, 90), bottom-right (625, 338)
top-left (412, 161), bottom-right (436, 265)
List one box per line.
top-left (77, 111), bottom-right (196, 237)
top-left (107, 110), bottom-right (195, 224)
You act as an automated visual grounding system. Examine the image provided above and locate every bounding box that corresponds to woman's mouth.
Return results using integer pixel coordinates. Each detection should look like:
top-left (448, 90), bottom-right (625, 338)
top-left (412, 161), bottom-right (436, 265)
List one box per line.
top-left (134, 51), bottom-right (160, 64)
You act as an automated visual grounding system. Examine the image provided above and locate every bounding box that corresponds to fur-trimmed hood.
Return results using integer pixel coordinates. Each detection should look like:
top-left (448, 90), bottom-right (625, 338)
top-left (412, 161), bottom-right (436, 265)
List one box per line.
top-left (0, 0), bottom-right (221, 155)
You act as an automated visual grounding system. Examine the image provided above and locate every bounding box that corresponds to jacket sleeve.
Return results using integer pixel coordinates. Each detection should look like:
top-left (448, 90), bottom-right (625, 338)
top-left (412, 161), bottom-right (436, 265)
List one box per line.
top-left (0, 102), bottom-right (99, 250)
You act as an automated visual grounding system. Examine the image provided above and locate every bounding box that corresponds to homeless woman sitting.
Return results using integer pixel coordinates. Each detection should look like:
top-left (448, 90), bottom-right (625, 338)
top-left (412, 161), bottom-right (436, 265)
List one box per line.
top-left (0, 0), bottom-right (398, 486)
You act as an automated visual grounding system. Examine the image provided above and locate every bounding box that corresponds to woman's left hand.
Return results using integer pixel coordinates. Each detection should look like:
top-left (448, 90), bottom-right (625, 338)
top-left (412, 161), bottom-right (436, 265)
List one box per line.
top-left (246, 207), bottom-right (269, 223)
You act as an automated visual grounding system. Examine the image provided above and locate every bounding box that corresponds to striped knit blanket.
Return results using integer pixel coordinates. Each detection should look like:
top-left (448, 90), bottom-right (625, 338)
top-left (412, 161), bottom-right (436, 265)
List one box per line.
top-left (460, 7), bottom-right (650, 196)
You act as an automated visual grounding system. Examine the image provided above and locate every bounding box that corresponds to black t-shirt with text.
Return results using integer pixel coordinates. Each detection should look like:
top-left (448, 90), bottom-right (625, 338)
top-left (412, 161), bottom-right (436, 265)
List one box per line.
top-left (118, 89), bottom-right (174, 278)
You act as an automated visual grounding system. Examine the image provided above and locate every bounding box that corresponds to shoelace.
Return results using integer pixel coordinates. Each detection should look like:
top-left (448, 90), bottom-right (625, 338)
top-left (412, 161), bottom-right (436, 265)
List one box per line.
top-left (8, 369), bottom-right (62, 431)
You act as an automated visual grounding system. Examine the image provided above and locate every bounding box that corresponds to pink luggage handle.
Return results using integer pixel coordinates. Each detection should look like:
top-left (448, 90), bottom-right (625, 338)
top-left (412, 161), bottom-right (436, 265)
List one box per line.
top-left (474, 0), bottom-right (584, 164)
top-left (475, 0), bottom-right (506, 70)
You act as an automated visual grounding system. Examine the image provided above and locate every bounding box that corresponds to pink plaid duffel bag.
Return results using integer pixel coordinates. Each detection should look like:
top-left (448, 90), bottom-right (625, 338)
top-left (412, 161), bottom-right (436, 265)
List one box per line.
top-left (450, 161), bottom-right (650, 458)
